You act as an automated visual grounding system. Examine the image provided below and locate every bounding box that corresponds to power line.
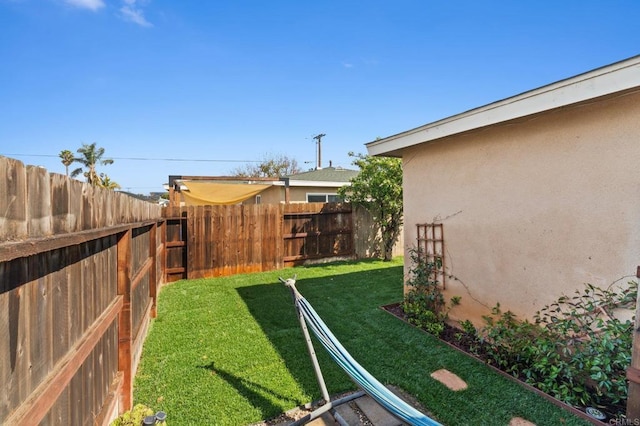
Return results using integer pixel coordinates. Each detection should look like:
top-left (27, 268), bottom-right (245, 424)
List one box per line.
top-left (0, 153), bottom-right (261, 163)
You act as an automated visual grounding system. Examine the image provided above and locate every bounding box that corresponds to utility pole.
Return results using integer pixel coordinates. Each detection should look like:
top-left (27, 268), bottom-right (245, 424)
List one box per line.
top-left (312, 133), bottom-right (326, 169)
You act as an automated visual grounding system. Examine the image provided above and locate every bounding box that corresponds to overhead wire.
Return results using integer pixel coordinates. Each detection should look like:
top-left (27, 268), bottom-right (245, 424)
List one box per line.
top-left (0, 153), bottom-right (261, 163)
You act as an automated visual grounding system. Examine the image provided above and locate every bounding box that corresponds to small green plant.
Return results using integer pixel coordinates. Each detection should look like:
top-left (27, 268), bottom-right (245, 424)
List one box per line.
top-left (402, 247), bottom-right (460, 336)
top-left (478, 281), bottom-right (637, 411)
top-left (459, 319), bottom-right (476, 336)
top-left (455, 319), bottom-right (482, 354)
top-left (532, 281), bottom-right (636, 408)
top-left (480, 304), bottom-right (542, 375)
top-left (110, 404), bottom-right (154, 426)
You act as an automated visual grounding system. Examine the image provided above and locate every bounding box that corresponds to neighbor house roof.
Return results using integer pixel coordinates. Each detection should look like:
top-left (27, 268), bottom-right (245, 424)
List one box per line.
top-left (286, 166), bottom-right (359, 186)
top-left (367, 55), bottom-right (640, 157)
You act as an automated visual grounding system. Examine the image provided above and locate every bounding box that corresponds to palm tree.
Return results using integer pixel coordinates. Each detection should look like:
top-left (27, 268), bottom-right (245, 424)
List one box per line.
top-left (59, 150), bottom-right (74, 176)
top-left (71, 142), bottom-right (114, 186)
top-left (99, 173), bottom-right (121, 190)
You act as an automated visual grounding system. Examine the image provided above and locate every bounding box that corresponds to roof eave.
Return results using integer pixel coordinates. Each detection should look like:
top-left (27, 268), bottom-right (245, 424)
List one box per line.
top-left (287, 180), bottom-right (351, 188)
top-left (367, 55), bottom-right (640, 157)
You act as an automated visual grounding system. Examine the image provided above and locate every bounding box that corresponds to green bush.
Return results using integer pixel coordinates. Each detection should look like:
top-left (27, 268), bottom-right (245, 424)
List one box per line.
top-left (480, 304), bottom-right (542, 375)
top-left (110, 404), bottom-right (154, 426)
top-left (532, 281), bottom-right (636, 407)
top-left (402, 247), bottom-right (459, 337)
top-left (476, 281), bottom-right (637, 409)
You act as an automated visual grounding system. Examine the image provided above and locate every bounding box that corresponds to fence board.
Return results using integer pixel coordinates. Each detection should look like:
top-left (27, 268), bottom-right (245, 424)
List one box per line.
top-left (0, 289), bottom-right (9, 420)
top-left (164, 207), bottom-right (187, 282)
top-left (50, 173), bottom-right (71, 235)
top-left (27, 257), bottom-right (51, 396)
top-left (27, 165), bottom-right (53, 238)
top-left (0, 157), bottom-right (27, 240)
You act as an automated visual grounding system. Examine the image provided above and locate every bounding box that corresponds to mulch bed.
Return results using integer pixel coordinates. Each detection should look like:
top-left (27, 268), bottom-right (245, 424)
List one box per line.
top-left (381, 302), bottom-right (491, 357)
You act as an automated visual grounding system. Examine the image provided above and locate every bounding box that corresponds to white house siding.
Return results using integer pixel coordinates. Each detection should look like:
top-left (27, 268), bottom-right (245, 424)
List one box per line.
top-left (401, 89), bottom-right (640, 323)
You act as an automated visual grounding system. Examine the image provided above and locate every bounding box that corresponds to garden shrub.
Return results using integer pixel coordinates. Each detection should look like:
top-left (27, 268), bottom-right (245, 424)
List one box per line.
top-left (476, 281), bottom-right (637, 410)
top-left (110, 404), bottom-right (167, 426)
top-left (532, 281), bottom-right (636, 408)
top-left (402, 247), bottom-right (460, 336)
top-left (480, 304), bottom-right (542, 375)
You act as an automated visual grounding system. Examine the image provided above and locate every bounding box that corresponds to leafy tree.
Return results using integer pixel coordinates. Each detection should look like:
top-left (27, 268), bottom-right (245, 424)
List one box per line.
top-left (70, 142), bottom-right (115, 187)
top-left (231, 153), bottom-right (301, 178)
top-left (338, 152), bottom-right (403, 261)
top-left (59, 150), bottom-right (75, 176)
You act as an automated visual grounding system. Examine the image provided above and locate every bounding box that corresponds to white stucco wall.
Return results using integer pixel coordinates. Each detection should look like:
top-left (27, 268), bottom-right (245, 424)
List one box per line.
top-left (402, 89), bottom-right (640, 323)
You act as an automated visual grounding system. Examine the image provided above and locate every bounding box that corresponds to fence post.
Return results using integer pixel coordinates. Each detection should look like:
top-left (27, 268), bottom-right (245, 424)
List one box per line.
top-left (149, 222), bottom-right (158, 318)
top-left (627, 266), bottom-right (640, 420)
top-left (117, 229), bottom-right (133, 412)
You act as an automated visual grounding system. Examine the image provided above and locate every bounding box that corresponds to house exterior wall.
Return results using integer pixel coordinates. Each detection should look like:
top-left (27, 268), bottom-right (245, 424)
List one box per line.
top-left (288, 186), bottom-right (342, 203)
top-left (241, 185), bottom-right (344, 204)
top-left (241, 186), bottom-right (284, 204)
top-left (402, 89), bottom-right (640, 324)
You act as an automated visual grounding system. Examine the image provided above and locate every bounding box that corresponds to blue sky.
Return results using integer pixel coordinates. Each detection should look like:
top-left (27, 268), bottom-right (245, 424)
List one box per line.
top-left (1, 1), bottom-right (638, 193)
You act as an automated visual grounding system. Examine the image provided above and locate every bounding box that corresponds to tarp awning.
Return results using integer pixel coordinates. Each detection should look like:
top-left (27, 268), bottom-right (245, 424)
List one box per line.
top-left (181, 181), bottom-right (272, 205)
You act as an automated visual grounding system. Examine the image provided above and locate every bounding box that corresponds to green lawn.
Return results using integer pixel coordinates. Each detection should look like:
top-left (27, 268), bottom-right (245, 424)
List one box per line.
top-left (133, 258), bottom-right (591, 425)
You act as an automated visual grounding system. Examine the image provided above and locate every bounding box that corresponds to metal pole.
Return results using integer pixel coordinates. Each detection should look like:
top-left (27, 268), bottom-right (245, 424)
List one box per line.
top-left (294, 294), bottom-right (331, 403)
top-left (281, 277), bottom-right (330, 403)
top-left (289, 391), bottom-right (365, 426)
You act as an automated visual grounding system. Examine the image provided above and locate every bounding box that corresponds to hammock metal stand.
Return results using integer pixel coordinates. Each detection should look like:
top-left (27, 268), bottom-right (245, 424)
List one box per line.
top-left (280, 276), bottom-right (441, 426)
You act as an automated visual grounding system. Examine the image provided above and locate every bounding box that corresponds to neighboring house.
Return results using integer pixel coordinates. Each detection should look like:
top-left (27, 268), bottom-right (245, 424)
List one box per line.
top-left (367, 56), bottom-right (640, 324)
top-left (283, 166), bottom-right (360, 203)
top-left (167, 166), bottom-right (358, 206)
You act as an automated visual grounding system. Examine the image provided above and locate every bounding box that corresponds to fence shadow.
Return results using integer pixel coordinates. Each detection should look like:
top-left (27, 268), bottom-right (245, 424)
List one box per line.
top-left (236, 263), bottom-right (405, 405)
top-left (198, 361), bottom-right (300, 421)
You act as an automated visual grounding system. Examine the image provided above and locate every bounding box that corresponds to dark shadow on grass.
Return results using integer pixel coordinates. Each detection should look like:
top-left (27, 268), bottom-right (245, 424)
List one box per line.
top-left (294, 257), bottom-right (390, 269)
top-left (198, 361), bottom-right (299, 420)
top-left (236, 263), bottom-right (405, 404)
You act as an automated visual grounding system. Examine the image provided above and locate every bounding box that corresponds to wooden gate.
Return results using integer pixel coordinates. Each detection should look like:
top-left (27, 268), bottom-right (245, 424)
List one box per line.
top-left (283, 203), bottom-right (354, 266)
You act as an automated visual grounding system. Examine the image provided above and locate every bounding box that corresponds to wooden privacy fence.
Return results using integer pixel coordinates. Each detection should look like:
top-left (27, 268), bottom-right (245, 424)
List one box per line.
top-left (163, 202), bottom-right (357, 281)
top-left (283, 202), bottom-right (354, 265)
top-left (0, 157), bottom-right (164, 425)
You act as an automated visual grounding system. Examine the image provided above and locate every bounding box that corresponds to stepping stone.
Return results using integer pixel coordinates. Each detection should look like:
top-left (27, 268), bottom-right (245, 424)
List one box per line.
top-left (430, 369), bottom-right (468, 391)
top-left (334, 402), bottom-right (365, 425)
top-left (509, 417), bottom-right (536, 426)
top-left (355, 395), bottom-right (404, 426)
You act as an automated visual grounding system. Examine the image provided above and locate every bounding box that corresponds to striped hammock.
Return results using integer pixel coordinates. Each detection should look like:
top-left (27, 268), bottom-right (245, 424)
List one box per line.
top-left (287, 280), bottom-right (442, 426)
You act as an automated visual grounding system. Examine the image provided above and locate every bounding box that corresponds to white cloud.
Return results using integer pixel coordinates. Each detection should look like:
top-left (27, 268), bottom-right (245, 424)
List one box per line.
top-left (63, 0), bottom-right (105, 11)
top-left (119, 0), bottom-right (152, 27)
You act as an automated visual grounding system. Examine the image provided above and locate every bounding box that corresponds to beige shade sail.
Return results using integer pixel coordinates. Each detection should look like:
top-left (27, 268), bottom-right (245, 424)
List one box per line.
top-left (181, 181), bottom-right (272, 205)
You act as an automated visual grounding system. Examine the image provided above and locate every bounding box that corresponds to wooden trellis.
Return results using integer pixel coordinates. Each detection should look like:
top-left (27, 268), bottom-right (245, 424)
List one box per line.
top-left (416, 223), bottom-right (445, 289)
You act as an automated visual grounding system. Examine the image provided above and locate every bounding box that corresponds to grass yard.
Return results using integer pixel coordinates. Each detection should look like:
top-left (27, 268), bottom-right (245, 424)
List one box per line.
top-left (133, 258), bottom-right (591, 425)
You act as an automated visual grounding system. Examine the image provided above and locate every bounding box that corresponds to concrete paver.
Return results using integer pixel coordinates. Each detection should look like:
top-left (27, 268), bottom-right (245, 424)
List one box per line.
top-left (355, 395), bottom-right (404, 426)
top-left (509, 417), bottom-right (536, 426)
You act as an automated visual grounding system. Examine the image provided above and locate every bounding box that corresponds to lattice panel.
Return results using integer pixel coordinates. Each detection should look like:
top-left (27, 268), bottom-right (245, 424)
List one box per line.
top-left (416, 223), bottom-right (445, 289)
